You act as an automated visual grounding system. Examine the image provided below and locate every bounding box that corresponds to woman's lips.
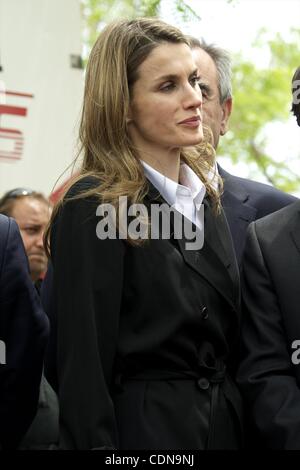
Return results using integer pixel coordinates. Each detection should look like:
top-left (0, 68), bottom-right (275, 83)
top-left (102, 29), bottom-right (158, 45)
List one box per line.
top-left (178, 116), bottom-right (202, 127)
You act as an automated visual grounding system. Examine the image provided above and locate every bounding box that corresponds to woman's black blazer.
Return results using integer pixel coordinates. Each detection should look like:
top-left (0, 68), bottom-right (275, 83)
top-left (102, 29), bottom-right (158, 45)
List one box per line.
top-left (47, 177), bottom-right (243, 450)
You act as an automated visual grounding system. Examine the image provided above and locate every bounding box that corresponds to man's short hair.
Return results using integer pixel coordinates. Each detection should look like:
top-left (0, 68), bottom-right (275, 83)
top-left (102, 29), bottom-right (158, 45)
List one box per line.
top-left (189, 37), bottom-right (232, 104)
top-left (0, 188), bottom-right (49, 217)
top-left (292, 66), bottom-right (300, 127)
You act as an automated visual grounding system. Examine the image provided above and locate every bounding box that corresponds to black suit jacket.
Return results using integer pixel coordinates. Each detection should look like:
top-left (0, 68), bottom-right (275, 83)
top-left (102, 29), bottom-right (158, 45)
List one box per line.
top-left (45, 177), bottom-right (243, 450)
top-left (219, 166), bottom-right (297, 265)
top-left (237, 200), bottom-right (300, 449)
top-left (0, 215), bottom-right (49, 449)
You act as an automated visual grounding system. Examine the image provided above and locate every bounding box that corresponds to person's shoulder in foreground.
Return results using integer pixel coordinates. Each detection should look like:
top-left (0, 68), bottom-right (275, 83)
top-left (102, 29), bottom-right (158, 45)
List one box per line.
top-left (237, 199), bottom-right (300, 449)
top-left (0, 214), bottom-right (49, 449)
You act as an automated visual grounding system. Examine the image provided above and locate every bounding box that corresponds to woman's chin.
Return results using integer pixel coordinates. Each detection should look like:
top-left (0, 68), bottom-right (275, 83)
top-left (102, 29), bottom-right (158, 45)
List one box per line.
top-left (181, 134), bottom-right (204, 147)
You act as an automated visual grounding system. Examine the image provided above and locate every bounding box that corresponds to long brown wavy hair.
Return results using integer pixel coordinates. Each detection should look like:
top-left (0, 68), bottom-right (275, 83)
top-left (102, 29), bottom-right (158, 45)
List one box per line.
top-left (45, 17), bottom-right (221, 255)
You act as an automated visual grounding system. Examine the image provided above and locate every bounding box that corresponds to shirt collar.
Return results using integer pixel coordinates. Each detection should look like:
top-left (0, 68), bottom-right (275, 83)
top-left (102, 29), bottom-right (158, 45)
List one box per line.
top-left (178, 163), bottom-right (206, 206)
top-left (141, 160), bottom-right (206, 207)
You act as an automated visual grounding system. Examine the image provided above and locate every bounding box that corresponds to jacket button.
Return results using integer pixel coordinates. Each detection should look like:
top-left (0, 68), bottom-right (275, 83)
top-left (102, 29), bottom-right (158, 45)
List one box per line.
top-left (197, 377), bottom-right (210, 390)
top-left (200, 306), bottom-right (208, 320)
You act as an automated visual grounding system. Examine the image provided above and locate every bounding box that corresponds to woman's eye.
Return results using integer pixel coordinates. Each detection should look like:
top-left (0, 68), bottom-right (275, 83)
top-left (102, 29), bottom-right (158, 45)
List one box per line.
top-left (24, 227), bottom-right (38, 235)
top-left (160, 82), bottom-right (175, 92)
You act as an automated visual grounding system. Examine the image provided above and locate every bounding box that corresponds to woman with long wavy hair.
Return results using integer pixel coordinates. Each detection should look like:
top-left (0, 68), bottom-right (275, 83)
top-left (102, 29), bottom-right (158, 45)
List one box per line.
top-left (44, 17), bottom-right (243, 450)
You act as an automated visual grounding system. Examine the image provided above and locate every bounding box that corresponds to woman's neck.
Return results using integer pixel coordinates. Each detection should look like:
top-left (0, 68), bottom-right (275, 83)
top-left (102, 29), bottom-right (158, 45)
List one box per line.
top-left (139, 148), bottom-right (181, 183)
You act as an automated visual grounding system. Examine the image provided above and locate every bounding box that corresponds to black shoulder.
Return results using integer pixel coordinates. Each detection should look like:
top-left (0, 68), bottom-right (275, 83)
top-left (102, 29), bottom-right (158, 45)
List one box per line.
top-left (0, 213), bottom-right (9, 235)
top-left (237, 176), bottom-right (295, 202)
top-left (50, 176), bottom-right (101, 247)
top-left (221, 167), bottom-right (297, 215)
top-left (254, 199), bottom-right (300, 232)
top-left (0, 216), bottom-right (19, 262)
top-left (64, 175), bottom-right (101, 200)
top-left (0, 214), bottom-right (10, 269)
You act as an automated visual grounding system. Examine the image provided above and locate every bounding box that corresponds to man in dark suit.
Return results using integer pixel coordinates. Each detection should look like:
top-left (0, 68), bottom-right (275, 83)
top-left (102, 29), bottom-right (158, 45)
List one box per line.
top-left (237, 200), bottom-right (300, 449)
top-left (0, 214), bottom-right (49, 449)
top-left (237, 67), bottom-right (300, 449)
top-left (0, 189), bottom-right (59, 449)
top-left (191, 39), bottom-right (297, 264)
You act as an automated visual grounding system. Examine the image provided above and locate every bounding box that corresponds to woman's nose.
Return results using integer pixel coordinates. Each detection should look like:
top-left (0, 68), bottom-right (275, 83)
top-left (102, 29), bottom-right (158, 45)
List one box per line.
top-left (183, 83), bottom-right (202, 110)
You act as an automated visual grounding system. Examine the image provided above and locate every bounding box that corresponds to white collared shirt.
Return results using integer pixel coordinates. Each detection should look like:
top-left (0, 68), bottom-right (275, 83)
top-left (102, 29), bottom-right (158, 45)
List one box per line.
top-left (141, 160), bottom-right (206, 231)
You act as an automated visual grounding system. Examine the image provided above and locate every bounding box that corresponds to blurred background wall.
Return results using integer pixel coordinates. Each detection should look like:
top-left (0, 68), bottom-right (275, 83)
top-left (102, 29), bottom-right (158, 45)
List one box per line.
top-left (0, 0), bottom-right (83, 195)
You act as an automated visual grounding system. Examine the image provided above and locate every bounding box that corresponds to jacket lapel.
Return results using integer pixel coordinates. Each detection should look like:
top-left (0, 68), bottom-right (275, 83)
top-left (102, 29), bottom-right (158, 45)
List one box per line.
top-left (175, 197), bottom-right (240, 310)
top-left (205, 197), bottom-right (240, 291)
top-left (145, 182), bottom-right (240, 310)
top-left (219, 166), bottom-right (257, 265)
top-left (290, 208), bottom-right (300, 256)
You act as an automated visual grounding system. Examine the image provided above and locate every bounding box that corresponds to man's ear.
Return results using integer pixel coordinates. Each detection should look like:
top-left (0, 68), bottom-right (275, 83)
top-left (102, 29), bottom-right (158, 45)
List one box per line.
top-left (220, 97), bottom-right (232, 136)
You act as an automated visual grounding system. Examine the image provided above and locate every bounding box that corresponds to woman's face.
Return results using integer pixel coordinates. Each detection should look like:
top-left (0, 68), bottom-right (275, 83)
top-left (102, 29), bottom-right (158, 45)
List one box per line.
top-left (127, 42), bottom-right (203, 157)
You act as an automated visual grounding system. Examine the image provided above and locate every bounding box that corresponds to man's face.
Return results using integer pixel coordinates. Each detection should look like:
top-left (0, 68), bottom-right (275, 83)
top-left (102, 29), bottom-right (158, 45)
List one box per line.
top-left (192, 47), bottom-right (232, 149)
top-left (11, 197), bottom-right (50, 281)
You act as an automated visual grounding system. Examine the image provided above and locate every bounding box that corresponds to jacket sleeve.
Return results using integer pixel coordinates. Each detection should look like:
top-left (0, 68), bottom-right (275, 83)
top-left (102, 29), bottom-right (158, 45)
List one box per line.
top-left (0, 217), bottom-right (49, 449)
top-left (42, 262), bottom-right (60, 393)
top-left (51, 191), bottom-right (125, 450)
top-left (237, 222), bottom-right (300, 449)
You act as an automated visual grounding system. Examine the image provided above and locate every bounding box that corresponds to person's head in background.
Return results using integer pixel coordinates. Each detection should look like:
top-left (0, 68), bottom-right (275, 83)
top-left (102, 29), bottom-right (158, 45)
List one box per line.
top-left (0, 189), bottom-right (51, 282)
top-left (190, 37), bottom-right (232, 150)
top-left (292, 66), bottom-right (300, 127)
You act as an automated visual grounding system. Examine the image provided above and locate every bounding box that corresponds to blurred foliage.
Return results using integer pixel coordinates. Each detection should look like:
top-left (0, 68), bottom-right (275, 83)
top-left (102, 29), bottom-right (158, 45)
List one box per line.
top-left (80, 1), bottom-right (300, 192)
top-left (219, 28), bottom-right (300, 193)
top-left (81, 0), bottom-right (200, 53)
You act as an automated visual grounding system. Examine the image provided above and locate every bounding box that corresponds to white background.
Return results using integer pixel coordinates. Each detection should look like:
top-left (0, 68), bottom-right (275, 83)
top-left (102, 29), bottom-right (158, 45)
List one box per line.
top-left (0, 0), bottom-right (84, 196)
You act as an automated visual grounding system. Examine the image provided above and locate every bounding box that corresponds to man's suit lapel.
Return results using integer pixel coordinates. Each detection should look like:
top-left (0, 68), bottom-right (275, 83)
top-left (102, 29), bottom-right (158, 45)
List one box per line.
top-left (290, 207), bottom-right (300, 256)
top-left (219, 166), bottom-right (257, 264)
